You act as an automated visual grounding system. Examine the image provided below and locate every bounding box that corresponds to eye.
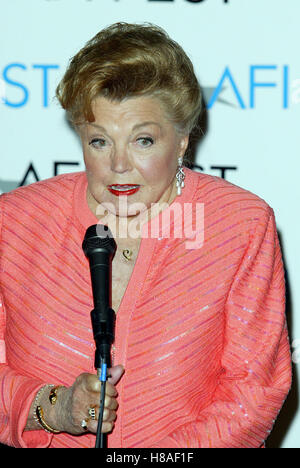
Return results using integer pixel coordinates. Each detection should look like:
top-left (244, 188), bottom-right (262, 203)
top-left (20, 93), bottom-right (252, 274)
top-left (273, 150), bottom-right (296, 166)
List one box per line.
top-left (136, 137), bottom-right (154, 148)
top-left (89, 138), bottom-right (106, 149)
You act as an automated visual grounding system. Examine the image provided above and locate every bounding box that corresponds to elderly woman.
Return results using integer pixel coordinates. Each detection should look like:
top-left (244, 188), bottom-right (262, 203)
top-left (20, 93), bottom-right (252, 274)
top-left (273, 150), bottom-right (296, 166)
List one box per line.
top-left (0, 23), bottom-right (291, 448)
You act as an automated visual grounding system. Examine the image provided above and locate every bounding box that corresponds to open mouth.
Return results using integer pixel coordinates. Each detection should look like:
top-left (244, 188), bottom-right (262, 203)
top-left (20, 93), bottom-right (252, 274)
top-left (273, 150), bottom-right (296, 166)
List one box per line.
top-left (107, 184), bottom-right (141, 196)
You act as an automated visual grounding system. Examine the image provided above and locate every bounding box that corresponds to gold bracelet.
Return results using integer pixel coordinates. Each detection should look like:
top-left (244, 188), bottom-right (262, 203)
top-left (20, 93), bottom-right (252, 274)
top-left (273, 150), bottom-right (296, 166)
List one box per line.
top-left (35, 405), bottom-right (60, 434)
top-left (33, 384), bottom-right (61, 434)
top-left (33, 385), bottom-right (53, 431)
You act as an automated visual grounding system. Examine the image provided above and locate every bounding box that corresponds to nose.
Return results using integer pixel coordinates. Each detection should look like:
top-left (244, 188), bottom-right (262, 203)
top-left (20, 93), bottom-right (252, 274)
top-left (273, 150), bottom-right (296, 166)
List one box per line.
top-left (110, 145), bottom-right (132, 174)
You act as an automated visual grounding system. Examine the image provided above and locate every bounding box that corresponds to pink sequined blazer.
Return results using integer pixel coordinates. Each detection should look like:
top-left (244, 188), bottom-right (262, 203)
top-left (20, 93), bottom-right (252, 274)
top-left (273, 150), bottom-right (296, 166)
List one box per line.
top-left (0, 169), bottom-right (291, 448)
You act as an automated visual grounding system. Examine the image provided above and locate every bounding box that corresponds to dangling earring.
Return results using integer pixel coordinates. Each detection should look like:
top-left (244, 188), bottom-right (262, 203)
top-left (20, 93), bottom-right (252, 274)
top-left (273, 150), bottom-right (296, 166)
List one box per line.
top-left (176, 157), bottom-right (185, 196)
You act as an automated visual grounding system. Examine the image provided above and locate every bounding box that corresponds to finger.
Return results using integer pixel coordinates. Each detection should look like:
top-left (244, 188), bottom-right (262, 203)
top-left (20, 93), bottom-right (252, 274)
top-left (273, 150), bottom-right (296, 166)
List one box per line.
top-left (101, 421), bottom-right (114, 433)
top-left (84, 373), bottom-right (101, 393)
top-left (105, 382), bottom-right (118, 398)
top-left (87, 419), bottom-right (115, 434)
top-left (103, 409), bottom-right (117, 422)
top-left (105, 395), bottom-right (118, 410)
top-left (102, 393), bottom-right (118, 411)
top-left (86, 405), bottom-right (116, 426)
top-left (107, 365), bottom-right (125, 385)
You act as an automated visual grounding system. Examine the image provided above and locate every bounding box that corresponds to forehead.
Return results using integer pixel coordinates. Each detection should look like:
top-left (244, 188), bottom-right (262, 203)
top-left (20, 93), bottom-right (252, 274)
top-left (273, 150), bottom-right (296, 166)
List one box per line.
top-left (90, 96), bottom-right (171, 129)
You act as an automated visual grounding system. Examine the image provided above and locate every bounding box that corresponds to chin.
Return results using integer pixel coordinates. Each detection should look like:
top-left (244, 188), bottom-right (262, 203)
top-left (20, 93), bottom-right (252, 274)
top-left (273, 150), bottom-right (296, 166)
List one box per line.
top-left (98, 200), bottom-right (146, 219)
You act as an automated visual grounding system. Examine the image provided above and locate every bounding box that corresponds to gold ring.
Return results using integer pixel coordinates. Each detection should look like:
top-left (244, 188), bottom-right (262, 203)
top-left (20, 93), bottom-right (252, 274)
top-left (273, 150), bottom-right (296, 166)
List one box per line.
top-left (88, 406), bottom-right (97, 420)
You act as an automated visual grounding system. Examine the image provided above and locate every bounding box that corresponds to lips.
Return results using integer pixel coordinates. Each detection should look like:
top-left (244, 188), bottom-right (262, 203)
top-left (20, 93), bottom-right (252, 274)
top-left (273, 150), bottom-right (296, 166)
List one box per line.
top-left (107, 184), bottom-right (140, 196)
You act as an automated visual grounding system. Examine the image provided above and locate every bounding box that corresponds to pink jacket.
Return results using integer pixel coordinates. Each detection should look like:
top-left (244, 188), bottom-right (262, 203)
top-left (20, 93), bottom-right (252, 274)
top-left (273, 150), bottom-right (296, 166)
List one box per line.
top-left (0, 169), bottom-right (291, 448)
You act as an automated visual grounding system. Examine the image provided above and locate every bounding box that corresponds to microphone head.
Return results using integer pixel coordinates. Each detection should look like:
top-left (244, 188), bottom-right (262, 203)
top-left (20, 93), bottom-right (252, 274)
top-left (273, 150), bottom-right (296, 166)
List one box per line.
top-left (82, 224), bottom-right (117, 258)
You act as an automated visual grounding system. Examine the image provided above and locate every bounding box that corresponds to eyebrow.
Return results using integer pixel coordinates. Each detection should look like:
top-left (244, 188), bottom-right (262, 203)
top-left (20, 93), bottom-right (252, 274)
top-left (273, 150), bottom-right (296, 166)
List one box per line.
top-left (132, 121), bottom-right (162, 131)
top-left (88, 123), bottom-right (107, 132)
top-left (88, 121), bottom-right (162, 132)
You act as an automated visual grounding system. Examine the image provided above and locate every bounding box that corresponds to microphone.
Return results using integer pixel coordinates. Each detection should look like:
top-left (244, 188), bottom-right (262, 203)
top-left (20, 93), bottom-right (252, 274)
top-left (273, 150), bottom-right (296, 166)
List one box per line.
top-left (82, 224), bottom-right (117, 449)
top-left (82, 224), bottom-right (117, 370)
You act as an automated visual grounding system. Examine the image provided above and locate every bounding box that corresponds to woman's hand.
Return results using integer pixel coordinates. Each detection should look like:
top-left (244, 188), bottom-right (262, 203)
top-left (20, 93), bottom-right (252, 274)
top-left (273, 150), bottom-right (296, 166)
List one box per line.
top-left (40, 365), bottom-right (125, 435)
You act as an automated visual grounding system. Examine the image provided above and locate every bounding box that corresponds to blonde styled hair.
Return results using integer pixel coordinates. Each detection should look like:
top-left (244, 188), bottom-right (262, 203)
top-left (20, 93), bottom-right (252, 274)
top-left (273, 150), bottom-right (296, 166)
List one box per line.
top-left (56, 22), bottom-right (202, 135)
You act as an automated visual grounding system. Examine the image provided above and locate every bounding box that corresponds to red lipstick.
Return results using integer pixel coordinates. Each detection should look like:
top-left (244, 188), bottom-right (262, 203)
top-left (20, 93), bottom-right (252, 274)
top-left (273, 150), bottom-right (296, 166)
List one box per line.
top-left (107, 184), bottom-right (140, 196)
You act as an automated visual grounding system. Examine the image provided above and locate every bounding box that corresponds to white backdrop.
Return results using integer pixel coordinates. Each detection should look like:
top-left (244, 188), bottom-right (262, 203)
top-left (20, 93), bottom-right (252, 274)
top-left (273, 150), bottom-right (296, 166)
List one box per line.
top-left (0, 0), bottom-right (299, 448)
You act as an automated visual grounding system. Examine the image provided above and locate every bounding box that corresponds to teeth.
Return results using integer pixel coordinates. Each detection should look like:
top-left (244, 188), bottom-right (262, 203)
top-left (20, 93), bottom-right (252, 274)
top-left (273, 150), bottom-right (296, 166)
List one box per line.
top-left (110, 185), bottom-right (139, 191)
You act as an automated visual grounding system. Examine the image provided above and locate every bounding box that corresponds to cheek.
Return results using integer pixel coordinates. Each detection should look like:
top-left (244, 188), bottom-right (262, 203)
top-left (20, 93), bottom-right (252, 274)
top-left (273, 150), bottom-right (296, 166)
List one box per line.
top-left (83, 151), bottom-right (107, 181)
top-left (138, 154), bottom-right (177, 185)
top-left (83, 149), bottom-right (94, 171)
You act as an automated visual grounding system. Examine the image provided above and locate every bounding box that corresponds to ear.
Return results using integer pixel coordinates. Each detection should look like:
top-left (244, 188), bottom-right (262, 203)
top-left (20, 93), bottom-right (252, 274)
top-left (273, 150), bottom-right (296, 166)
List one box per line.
top-left (179, 134), bottom-right (189, 157)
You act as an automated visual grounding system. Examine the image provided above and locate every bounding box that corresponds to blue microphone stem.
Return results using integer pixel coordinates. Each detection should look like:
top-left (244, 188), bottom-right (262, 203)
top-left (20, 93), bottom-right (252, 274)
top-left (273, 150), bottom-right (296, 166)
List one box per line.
top-left (96, 361), bottom-right (108, 449)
